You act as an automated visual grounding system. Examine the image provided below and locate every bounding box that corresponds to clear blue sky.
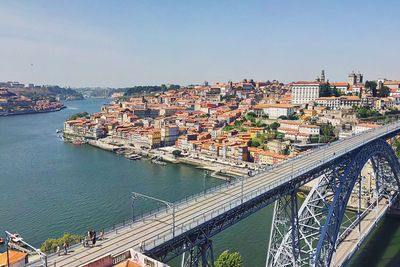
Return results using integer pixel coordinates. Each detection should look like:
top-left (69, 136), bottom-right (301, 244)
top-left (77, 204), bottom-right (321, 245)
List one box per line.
top-left (0, 0), bottom-right (399, 87)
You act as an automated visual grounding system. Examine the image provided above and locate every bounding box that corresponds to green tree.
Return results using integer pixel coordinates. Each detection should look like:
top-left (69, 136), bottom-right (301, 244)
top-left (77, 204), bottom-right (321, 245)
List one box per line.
top-left (320, 123), bottom-right (337, 143)
top-left (270, 122), bottom-right (280, 130)
top-left (234, 120), bottom-right (243, 127)
top-left (215, 250), bottom-right (243, 267)
top-left (379, 86), bottom-right (390, 97)
top-left (332, 86), bottom-right (340, 97)
top-left (172, 150), bottom-right (182, 157)
top-left (69, 112), bottom-right (89, 120)
top-left (319, 82), bottom-right (332, 97)
top-left (250, 139), bottom-right (261, 147)
top-left (41, 233), bottom-right (81, 253)
top-left (246, 111), bottom-right (257, 117)
top-left (365, 81), bottom-right (377, 97)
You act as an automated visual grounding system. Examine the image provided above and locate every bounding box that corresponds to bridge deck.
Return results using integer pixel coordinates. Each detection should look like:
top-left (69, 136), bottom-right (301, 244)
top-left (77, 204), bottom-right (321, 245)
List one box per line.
top-left (29, 123), bottom-right (400, 266)
top-left (332, 198), bottom-right (389, 267)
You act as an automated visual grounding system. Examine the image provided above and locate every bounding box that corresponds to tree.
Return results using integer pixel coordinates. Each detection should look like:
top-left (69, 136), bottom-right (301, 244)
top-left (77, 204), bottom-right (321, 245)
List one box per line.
top-left (332, 86), bottom-right (340, 97)
top-left (365, 81), bottom-right (377, 97)
top-left (172, 150), bottom-right (182, 157)
top-left (215, 250), bottom-right (243, 267)
top-left (379, 86), bottom-right (390, 97)
top-left (319, 82), bottom-right (332, 97)
top-left (320, 123), bottom-right (337, 143)
top-left (69, 112), bottom-right (89, 120)
top-left (246, 111), bottom-right (257, 117)
top-left (41, 233), bottom-right (81, 253)
top-left (270, 122), bottom-right (280, 130)
top-left (250, 139), bottom-right (261, 147)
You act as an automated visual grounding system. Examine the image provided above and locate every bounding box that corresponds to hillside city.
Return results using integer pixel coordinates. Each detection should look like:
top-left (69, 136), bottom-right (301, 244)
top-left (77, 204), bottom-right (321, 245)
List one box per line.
top-left (62, 70), bottom-right (400, 174)
top-left (0, 81), bottom-right (83, 116)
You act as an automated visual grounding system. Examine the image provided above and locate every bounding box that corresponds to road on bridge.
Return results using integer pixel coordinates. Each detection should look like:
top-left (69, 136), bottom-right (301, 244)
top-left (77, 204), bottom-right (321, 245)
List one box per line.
top-left (29, 123), bottom-right (400, 266)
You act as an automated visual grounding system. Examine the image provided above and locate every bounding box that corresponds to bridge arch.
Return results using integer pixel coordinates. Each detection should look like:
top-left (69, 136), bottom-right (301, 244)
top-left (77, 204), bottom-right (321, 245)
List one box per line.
top-left (268, 138), bottom-right (400, 267)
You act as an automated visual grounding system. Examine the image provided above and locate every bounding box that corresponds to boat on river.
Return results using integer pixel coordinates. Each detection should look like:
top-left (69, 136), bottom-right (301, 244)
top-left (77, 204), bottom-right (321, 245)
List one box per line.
top-left (152, 159), bottom-right (166, 166)
top-left (72, 140), bottom-right (83, 145)
top-left (125, 153), bottom-right (142, 160)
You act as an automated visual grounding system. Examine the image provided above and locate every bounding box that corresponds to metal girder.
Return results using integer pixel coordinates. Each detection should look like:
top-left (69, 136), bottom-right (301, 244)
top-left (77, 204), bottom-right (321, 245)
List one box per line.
top-left (266, 191), bottom-right (300, 266)
top-left (268, 139), bottom-right (400, 267)
top-left (182, 239), bottom-right (215, 267)
top-left (146, 157), bottom-right (331, 262)
top-left (267, 153), bottom-right (351, 267)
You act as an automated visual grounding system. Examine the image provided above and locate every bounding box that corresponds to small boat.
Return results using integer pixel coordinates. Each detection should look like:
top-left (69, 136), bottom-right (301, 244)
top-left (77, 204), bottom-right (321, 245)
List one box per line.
top-left (152, 159), bottom-right (166, 166)
top-left (56, 129), bottom-right (62, 134)
top-left (115, 149), bottom-right (125, 155)
top-left (0, 237), bottom-right (4, 245)
top-left (72, 140), bottom-right (83, 145)
top-left (10, 233), bottom-right (23, 244)
top-left (125, 153), bottom-right (142, 160)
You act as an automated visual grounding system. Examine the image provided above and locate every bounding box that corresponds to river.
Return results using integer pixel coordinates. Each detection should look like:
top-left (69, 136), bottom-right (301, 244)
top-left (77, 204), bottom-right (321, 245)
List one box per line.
top-left (0, 98), bottom-right (399, 266)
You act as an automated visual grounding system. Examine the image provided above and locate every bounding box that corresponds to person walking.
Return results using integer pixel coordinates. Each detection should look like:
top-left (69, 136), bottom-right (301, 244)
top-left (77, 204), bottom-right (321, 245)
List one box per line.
top-left (92, 230), bottom-right (97, 247)
top-left (100, 229), bottom-right (104, 241)
top-left (56, 245), bottom-right (61, 256)
top-left (88, 230), bottom-right (93, 246)
top-left (63, 241), bottom-right (68, 255)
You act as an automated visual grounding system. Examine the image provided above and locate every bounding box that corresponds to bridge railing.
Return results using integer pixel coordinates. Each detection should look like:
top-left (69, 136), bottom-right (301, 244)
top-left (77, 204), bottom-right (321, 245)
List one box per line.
top-left (49, 123), bottom-right (399, 257)
top-left (140, 122), bottom-right (400, 251)
top-left (37, 123), bottom-right (400, 262)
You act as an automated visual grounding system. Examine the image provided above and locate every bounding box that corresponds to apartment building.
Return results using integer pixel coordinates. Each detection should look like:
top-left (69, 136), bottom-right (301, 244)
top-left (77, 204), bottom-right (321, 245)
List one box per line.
top-left (290, 81), bottom-right (321, 105)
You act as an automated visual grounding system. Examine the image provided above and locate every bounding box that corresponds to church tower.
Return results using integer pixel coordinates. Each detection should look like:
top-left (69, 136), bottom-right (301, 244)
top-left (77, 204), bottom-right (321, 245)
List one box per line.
top-left (321, 70), bottom-right (326, 83)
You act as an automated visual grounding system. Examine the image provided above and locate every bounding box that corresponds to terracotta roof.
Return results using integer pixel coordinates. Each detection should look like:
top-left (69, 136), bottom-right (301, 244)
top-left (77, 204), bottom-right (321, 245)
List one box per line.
top-left (291, 81), bottom-right (323, 85)
top-left (254, 103), bottom-right (294, 109)
top-left (0, 250), bottom-right (27, 265)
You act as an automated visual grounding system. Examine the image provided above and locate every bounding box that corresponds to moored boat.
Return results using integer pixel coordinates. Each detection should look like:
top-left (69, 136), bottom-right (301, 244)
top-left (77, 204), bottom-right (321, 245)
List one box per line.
top-left (72, 140), bottom-right (83, 145)
top-left (125, 153), bottom-right (142, 160)
top-left (152, 159), bottom-right (166, 166)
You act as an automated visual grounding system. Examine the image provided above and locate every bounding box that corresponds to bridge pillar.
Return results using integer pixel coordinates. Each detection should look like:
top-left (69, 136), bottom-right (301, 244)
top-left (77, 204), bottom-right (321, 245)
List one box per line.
top-left (268, 139), bottom-right (400, 267)
top-left (183, 239), bottom-right (215, 267)
top-left (266, 190), bottom-right (300, 267)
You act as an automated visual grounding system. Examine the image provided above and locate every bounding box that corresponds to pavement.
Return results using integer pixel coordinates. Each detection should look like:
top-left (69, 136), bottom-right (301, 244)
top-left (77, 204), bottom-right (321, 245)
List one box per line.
top-left (332, 198), bottom-right (389, 267)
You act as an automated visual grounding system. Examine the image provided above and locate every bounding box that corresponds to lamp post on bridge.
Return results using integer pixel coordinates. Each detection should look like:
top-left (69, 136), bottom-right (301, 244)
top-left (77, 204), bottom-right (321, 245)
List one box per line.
top-left (131, 192), bottom-right (176, 238)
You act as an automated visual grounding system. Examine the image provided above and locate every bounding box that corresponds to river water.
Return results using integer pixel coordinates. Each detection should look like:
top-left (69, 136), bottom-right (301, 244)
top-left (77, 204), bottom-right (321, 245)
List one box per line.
top-left (0, 99), bottom-right (399, 266)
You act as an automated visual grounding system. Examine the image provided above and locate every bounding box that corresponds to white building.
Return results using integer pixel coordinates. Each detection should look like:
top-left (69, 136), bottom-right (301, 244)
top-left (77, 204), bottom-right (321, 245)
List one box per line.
top-left (354, 123), bottom-right (379, 134)
top-left (290, 81), bottom-right (321, 105)
top-left (315, 96), bottom-right (340, 110)
top-left (253, 103), bottom-right (295, 119)
top-left (278, 120), bottom-right (320, 141)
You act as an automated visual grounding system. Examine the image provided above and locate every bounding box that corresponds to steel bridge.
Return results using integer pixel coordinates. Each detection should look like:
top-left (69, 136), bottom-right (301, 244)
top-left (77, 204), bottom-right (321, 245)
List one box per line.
top-left (29, 122), bottom-right (400, 267)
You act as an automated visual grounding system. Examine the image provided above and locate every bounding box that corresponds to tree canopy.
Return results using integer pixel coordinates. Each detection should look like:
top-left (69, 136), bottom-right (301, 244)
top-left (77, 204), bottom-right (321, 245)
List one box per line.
top-left (41, 233), bottom-right (81, 253)
top-left (69, 112), bottom-right (89, 120)
top-left (215, 250), bottom-right (243, 267)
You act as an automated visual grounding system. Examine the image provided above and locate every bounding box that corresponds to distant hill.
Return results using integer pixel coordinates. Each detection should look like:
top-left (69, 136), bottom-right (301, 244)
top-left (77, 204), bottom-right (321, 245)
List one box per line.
top-left (124, 84), bottom-right (180, 96)
top-left (6, 86), bottom-right (84, 100)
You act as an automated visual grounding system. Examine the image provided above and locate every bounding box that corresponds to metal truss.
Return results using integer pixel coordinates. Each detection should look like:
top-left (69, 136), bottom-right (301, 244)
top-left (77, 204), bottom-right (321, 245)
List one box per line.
top-left (182, 239), bottom-right (215, 267)
top-left (146, 157), bottom-right (329, 262)
top-left (268, 139), bottom-right (400, 267)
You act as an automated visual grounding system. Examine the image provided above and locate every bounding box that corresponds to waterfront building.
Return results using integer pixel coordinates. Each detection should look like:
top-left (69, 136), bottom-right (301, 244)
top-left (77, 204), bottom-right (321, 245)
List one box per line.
top-left (290, 81), bottom-right (321, 105)
top-left (161, 125), bottom-right (180, 146)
